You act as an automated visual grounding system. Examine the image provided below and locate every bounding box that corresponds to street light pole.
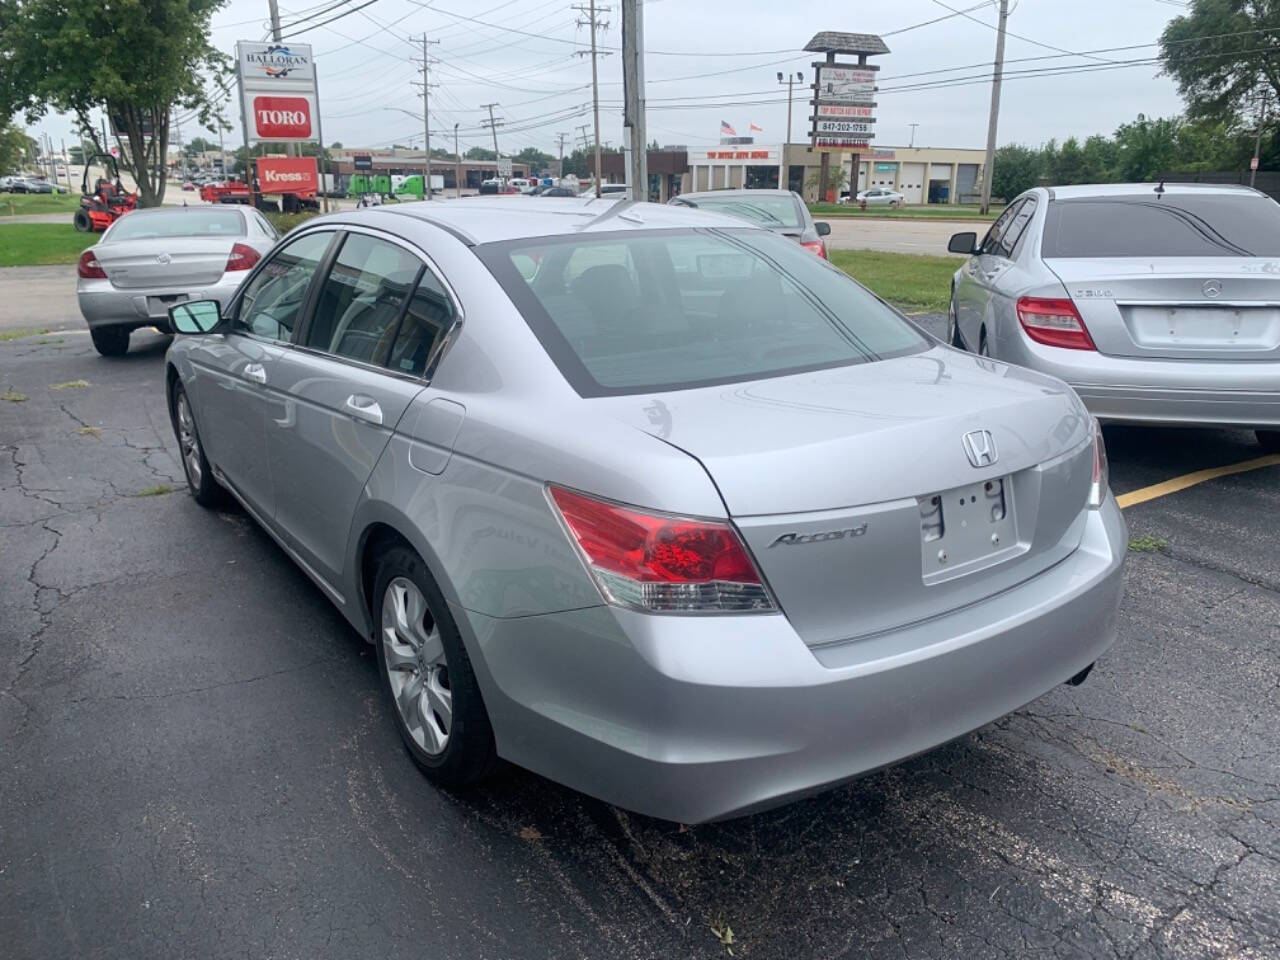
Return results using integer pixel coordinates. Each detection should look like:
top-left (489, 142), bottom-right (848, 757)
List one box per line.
top-left (908, 123), bottom-right (919, 148)
top-left (777, 71), bottom-right (801, 191)
top-left (454, 123), bottom-right (461, 198)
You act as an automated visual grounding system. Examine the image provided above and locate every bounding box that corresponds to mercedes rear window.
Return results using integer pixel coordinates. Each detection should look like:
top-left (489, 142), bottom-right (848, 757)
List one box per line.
top-left (477, 228), bottom-right (927, 397)
top-left (1042, 194), bottom-right (1280, 258)
top-left (676, 195), bottom-right (803, 229)
top-left (106, 209), bottom-right (245, 241)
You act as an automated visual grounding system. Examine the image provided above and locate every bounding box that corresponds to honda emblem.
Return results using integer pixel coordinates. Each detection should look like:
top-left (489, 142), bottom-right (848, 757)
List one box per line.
top-left (962, 429), bottom-right (998, 468)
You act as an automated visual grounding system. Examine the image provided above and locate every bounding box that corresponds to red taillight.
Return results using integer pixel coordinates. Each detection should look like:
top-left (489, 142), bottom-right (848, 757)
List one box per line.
top-left (77, 250), bottom-right (106, 279)
top-left (547, 485), bottom-right (774, 613)
top-left (1088, 417), bottom-right (1109, 508)
top-left (801, 240), bottom-right (828, 259)
top-left (1015, 296), bottom-right (1095, 350)
top-left (225, 242), bottom-right (260, 272)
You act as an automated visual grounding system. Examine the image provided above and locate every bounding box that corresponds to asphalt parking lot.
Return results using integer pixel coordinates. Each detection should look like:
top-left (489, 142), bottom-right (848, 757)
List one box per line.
top-left (3, 322), bottom-right (1279, 960)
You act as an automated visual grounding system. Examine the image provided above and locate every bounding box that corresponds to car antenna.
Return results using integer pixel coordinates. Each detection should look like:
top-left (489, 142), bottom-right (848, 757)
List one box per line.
top-left (577, 198), bottom-right (640, 230)
top-left (1154, 179), bottom-right (1165, 197)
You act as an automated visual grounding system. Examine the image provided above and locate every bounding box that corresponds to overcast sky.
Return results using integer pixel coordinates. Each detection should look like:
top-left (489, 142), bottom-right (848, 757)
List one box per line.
top-left (32, 0), bottom-right (1189, 157)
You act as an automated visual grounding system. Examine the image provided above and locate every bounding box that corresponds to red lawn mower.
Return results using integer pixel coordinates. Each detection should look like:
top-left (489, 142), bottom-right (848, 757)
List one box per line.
top-left (74, 154), bottom-right (138, 232)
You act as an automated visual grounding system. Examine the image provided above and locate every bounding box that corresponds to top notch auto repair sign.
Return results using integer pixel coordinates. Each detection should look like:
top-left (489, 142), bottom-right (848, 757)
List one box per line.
top-left (235, 41), bottom-right (318, 144)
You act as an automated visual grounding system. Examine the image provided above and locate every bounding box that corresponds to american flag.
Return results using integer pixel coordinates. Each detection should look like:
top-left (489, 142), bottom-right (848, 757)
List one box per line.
top-left (720, 120), bottom-right (737, 136)
top-left (749, 122), bottom-right (763, 132)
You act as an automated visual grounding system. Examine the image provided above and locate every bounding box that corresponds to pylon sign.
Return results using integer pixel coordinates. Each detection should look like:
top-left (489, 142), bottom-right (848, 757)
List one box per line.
top-left (236, 41), bottom-right (318, 143)
top-left (810, 63), bottom-right (878, 151)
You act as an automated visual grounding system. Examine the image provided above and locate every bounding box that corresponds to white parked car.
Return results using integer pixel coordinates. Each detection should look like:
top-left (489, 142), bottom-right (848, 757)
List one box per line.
top-left (847, 188), bottom-right (904, 208)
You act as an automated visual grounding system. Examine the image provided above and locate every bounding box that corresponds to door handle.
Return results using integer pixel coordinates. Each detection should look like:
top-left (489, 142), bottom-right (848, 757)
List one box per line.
top-left (344, 394), bottom-right (383, 426)
top-left (243, 362), bottom-right (267, 385)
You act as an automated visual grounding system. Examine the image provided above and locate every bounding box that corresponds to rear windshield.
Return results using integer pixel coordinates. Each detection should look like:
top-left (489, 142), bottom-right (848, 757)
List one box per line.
top-left (477, 228), bottom-right (927, 397)
top-left (677, 195), bottom-right (803, 229)
top-left (1042, 194), bottom-right (1280, 258)
top-left (107, 209), bottom-right (245, 241)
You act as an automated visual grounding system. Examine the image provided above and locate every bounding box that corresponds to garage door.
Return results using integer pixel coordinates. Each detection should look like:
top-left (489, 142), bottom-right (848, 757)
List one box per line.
top-left (899, 162), bottom-right (925, 204)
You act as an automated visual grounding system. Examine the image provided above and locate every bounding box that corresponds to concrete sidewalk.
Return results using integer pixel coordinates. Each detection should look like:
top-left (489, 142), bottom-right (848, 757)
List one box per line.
top-left (0, 264), bottom-right (81, 333)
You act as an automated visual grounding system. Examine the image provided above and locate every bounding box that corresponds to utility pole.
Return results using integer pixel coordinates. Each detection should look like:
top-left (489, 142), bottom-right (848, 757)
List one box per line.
top-left (1251, 89), bottom-right (1268, 188)
top-left (621, 0), bottom-right (647, 201)
top-left (173, 111), bottom-right (183, 180)
top-left (414, 36), bottom-right (439, 199)
top-left (777, 71), bottom-right (802, 190)
top-left (480, 102), bottom-right (504, 182)
top-left (574, 1), bottom-right (609, 198)
top-left (555, 131), bottom-right (569, 178)
top-left (265, 0), bottom-right (298, 158)
top-left (908, 123), bottom-right (919, 148)
top-left (980, 0), bottom-right (1009, 215)
top-left (454, 122), bottom-right (461, 198)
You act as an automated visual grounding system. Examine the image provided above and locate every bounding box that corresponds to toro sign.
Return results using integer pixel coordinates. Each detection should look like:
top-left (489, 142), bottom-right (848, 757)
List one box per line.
top-left (236, 40), bottom-right (319, 145)
top-left (257, 157), bottom-right (319, 195)
top-left (252, 96), bottom-right (312, 139)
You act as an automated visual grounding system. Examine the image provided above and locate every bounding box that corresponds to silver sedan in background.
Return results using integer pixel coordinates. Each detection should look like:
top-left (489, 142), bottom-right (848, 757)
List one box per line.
top-left (670, 188), bottom-right (832, 258)
top-left (77, 205), bottom-right (279, 356)
top-left (164, 199), bottom-right (1125, 823)
top-left (948, 183), bottom-right (1280, 452)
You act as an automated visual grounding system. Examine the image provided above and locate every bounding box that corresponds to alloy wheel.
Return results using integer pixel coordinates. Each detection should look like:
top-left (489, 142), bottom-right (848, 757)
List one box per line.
top-left (176, 392), bottom-right (202, 488)
top-left (381, 577), bottom-right (452, 756)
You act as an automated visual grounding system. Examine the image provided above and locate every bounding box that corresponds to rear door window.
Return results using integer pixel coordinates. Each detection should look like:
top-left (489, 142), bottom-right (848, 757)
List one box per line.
top-left (997, 197), bottom-right (1038, 258)
top-left (979, 199), bottom-right (1023, 257)
top-left (386, 270), bottom-right (457, 377)
top-left (304, 233), bottom-right (422, 367)
top-left (1042, 194), bottom-right (1280, 257)
top-left (478, 228), bottom-right (927, 397)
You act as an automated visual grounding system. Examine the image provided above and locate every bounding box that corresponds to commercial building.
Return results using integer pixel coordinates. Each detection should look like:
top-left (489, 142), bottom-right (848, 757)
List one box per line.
top-left (597, 142), bottom-right (986, 206)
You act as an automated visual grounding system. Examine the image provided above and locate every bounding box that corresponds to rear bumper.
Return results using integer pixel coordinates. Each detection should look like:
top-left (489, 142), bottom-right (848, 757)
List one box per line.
top-left (77, 276), bottom-right (242, 330)
top-left (1001, 338), bottom-right (1280, 428)
top-left (458, 498), bottom-right (1127, 823)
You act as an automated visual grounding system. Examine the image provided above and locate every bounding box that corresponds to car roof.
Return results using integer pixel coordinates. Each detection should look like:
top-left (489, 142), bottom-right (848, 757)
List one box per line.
top-left (1043, 182), bottom-right (1268, 201)
top-left (329, 197), bottom-right (760, 244)
top-left (677, 189), bottom-right (797, 200)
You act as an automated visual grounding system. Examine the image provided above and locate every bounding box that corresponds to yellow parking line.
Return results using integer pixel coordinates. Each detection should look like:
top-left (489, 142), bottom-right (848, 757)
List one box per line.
top-left (1116, 454), bottom-right (1280, 509)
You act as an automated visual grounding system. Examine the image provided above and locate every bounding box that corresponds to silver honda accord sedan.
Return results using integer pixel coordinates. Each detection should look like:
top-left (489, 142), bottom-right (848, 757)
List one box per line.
top-left (77, 205), bottom-right (279, 357)
top-left (164, 198), bottom-right (1126, 823)
top-left (948, 183), bottom-right (1280, 452)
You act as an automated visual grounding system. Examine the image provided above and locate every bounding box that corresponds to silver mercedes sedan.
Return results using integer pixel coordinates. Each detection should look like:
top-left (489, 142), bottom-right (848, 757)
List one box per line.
top-left (948, 183), bottom-right (1280, 452)
top-left (164, 198), bottom-right (1126, 823)
top-left (77, 205), bottom-right (279, 356)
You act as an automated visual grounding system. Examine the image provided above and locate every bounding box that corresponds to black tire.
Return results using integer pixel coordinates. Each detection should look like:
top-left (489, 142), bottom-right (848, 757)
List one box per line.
top-left (948, 294), bottom-right (964, 349)
top-left (73, 208), bottom-right (92, 232)
top-left (90, 326), bottom-right (130, 357)
top-left (1258, 430), bottom-right (1280, 453)
top-left (978, 328), bottom-right (991, 357)
top-left (170, 381), bottom-right (224, 508)
top-left (374, 546), bottom-right (496, 787)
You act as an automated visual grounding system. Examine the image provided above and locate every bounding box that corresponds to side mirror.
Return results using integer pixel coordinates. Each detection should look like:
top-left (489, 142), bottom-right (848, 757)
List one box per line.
top-left (948, 231), bottom-right (978, 255)
top-left (814, 221), bottom-right (832, 237)
top-left (169, 299), bottom-right (222, 334)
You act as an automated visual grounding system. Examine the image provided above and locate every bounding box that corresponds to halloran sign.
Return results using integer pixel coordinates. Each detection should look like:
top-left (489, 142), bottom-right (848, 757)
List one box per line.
top-left (236, 41), bottom-right (319, 144)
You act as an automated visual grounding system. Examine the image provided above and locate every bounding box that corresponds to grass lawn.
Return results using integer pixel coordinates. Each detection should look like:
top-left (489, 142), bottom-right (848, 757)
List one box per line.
top-left (0, 224), bottom-right (94, 267)
top-left (830, 249), bottom-right (961, 314)
top-left (809, 203), bottom-right (1003, 221)
top-left (0, 192), bottom-right (82, 217)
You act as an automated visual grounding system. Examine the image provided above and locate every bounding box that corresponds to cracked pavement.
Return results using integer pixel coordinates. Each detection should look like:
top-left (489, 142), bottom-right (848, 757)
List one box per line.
top-left (2, 325), bottom-right (1279, 959)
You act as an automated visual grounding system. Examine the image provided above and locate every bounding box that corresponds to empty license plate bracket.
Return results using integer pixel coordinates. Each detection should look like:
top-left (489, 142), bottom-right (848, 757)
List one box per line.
top-left (918, 476), bottom-right (1019, 583)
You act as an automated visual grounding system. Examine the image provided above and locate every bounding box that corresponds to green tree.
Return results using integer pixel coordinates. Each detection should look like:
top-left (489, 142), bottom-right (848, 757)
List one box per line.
top-left (1113, 114), bottom-right (1181, 181)
top-left (989, 143), bottom-right (1041, 200)
top-left (803, 164), bottom-right (848, 199)
top-left (1080, 134), bottom-right (1120, 182)
top-left (0, 119), bottom-right (29, 172)
top-left (464, 146), bottom-right (497, 161)
top-left (513, 146), bottom-right (553, 171)
top-left (1160, 1), bottom-right (1280, 124)
top-left (0, 0), bottom-right (228, 205)
top-left (329, 141), bottom-right (342, 149)
top-left (1051, 136), bottom-right (1086, 184)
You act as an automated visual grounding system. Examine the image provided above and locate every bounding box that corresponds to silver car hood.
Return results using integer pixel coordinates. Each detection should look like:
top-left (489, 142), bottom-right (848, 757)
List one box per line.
top-left (597, 346), bottom-right (1090, 516)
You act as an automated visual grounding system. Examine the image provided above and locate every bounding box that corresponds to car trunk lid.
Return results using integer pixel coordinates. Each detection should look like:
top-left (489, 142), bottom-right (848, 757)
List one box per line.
top-left (95, 237), bottom-right (236, 290)
top-left (1046, 257), bottom-right (1280, 361)
top-left (597, 348), bottom-right (1095, 646)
